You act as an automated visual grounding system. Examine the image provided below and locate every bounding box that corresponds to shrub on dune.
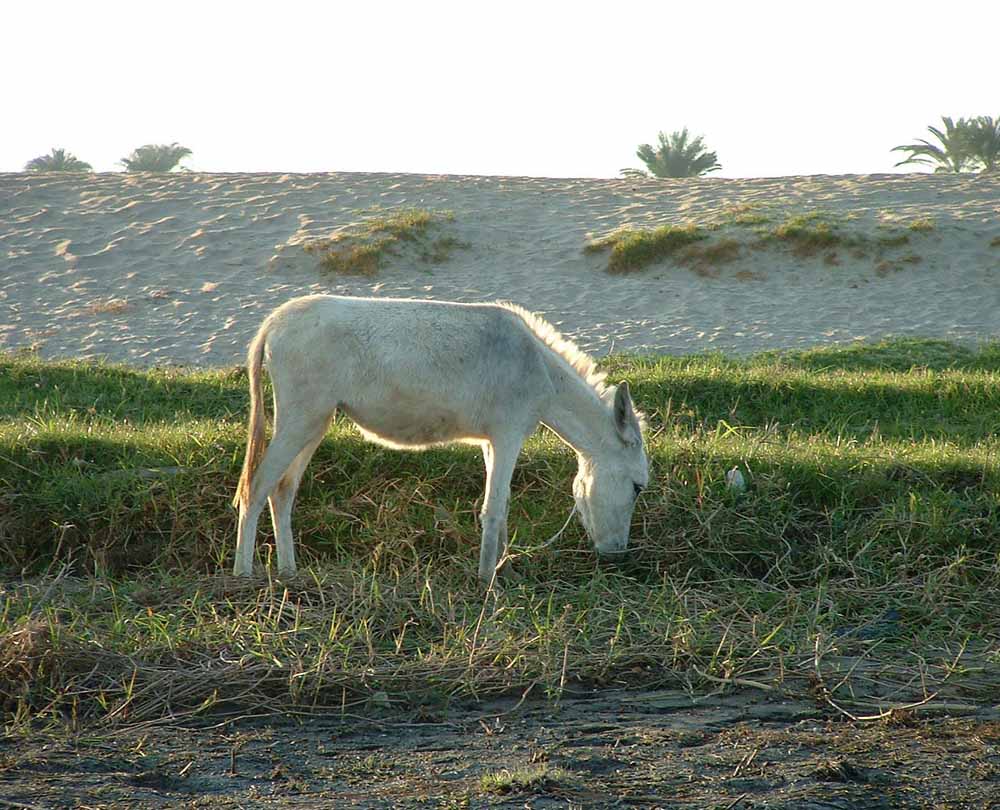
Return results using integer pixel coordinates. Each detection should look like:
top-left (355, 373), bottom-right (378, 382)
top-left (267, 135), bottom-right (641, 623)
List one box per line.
top-left (24, 148), bottom-right (92, 172)
top-left (120, 142), bottom-right (192, 172)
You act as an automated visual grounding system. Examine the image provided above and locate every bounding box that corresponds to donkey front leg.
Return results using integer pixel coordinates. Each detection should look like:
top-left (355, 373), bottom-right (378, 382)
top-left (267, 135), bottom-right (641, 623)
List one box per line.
top-left (478, 439), bottom-right (520, 583)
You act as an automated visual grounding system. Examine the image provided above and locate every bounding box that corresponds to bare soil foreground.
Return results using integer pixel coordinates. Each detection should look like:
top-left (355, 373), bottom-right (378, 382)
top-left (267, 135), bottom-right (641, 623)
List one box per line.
top-left (3, 688), bottom-right (1000, 809)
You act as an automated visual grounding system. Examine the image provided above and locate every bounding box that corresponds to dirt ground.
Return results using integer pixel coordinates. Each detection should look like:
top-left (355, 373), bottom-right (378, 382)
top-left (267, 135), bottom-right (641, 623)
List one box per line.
top-left (3, 687), bottom-right (999, 809)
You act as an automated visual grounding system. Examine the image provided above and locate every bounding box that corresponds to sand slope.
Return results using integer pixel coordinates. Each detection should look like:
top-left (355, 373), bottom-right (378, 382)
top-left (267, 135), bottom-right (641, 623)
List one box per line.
top-left (1, 171), bottom-right (998, 365)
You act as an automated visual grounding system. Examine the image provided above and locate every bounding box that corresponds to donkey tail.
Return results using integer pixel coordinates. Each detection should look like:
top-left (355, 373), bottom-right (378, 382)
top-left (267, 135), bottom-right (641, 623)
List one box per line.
top-left (232, 325), bottom-right (269, 510)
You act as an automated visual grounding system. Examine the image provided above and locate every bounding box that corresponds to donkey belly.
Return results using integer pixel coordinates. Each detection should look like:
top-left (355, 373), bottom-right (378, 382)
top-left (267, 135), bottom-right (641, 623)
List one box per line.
top-left (340, 398), bottom-right (486, 449)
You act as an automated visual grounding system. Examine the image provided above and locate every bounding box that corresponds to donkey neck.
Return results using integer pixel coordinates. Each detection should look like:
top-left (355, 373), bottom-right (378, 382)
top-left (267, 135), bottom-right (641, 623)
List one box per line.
top-left (539, 361), bottom-right (613, 459)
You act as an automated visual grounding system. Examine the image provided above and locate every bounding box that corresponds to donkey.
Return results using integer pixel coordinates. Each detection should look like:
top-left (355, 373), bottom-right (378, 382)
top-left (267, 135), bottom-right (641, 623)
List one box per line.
top-left (232, 294), bottom-right (648, 582)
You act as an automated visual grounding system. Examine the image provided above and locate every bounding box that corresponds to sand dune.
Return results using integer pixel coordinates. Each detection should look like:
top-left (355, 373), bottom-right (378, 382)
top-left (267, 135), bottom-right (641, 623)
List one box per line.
top-left (1, 171), bottom-right (998, 366)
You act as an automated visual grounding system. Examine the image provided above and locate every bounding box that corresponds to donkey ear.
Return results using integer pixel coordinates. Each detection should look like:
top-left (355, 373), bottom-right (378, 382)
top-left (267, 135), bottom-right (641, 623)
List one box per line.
top-left (613, 382), bottom-right (641, 445)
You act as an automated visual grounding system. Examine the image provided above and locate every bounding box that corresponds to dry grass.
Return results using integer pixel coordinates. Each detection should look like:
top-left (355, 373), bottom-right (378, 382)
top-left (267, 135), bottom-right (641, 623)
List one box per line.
top-left (722, 203), bottom-right (771, 226)
top-left (875, 254), bottom-right (923, 277)
top-left (908, 218), bottom-right (936, 233)
top-left (765, 214), bottom-right (846, 258)
top-left (585, 224), bottom-right (708, 273)
top-left (84, 297), bottom-right (130, 315)
top-left (677, 238), bottom-right (742, 275)
top-left (302, 208), bottom-right (460, 275)
top-left (584, 210), bottom-right (935, 275)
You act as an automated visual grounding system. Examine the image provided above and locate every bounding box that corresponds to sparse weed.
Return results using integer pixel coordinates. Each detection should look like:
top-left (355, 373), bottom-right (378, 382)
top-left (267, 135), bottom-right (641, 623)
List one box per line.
top-left (303, 208), bottom-right (461, 275)
top-left (585, 224), bottom-right (709, 273)
top-left (678, 238), bottom-right (742, 273)
top-left (878, 233), bottom-right (910, 248)
top-left (584, 208), bottom-right (940, 274)
top-left (84, 298), bottom-right (130, 315)
top-left (480, 764), bottom-right (570, 794)
top-left (765, 214), bottom-right (847, 257)
top-left (723, 203), bottom-right (771, 226)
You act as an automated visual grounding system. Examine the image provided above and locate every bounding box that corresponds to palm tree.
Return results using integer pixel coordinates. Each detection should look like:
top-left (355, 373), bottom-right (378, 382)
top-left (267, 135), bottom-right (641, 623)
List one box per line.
top-left (891, 117), bottom-right (976, 173)
top-left (120, 143), bottom-right (192, 172)
top-left (24, 148), bottom-right (92, 172)
top-left (965, 116), bottom-right (1000, 173)
top-left (627, 128), bottom-right (722, 178)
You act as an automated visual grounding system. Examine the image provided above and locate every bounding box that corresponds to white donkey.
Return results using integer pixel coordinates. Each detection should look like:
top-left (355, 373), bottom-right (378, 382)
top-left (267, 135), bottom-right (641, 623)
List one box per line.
top-left (232, 295), bottom-right (648, 582)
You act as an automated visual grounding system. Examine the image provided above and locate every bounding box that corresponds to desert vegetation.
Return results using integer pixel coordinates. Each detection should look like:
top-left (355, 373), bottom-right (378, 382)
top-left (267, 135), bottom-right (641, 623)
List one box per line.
top-left (584, 223), bottom-right (709, 273)
top-left (622, 128), bottom-right (722, 179)
top-left (893, 115), bottom-right (1000, 173)
top-left (302, 208), bottom-right (463, 274)
top-left (120, 142), bottom-right (193, 172)
top-left (2, 339), bottom-right (999, 729)
top-left (23, 148), bottom-right (92, 172)
top-left (585, 209), bottom-right (938, 274)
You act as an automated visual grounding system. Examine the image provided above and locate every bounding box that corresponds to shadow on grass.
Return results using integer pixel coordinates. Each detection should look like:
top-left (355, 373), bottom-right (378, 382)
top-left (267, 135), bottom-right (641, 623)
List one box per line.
top-left (0, 357), bottom-right (248, 421)
top-left (763, 339), bottom-right (1000, 373)
top-left (2, 424), bottom-right (997, 579)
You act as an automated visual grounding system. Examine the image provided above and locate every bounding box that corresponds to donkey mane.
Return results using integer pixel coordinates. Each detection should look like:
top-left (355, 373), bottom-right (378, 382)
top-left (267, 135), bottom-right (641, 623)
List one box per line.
top-left (498, 301), bottom-right (612, 402)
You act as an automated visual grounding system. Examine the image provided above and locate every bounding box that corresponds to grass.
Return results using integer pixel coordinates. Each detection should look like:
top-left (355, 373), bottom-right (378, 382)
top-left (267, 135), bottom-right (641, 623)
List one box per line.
top-left (480, 764), bottom-right (571, 795)
top-left (84, 298), bottom-right (130, 315)
top-left (762, 213), bottom-right (855, 258)
top-left (587, 210), bottom-right (937, 273)
top-left (2, 339), bottom-right (1000, 729)
top-left (302, 208), bottom-right (460, 275)
top-left (677, 238), bottom-right (742, 275)
top-left (584, 224), bottom-right (709, 273)
top-left (722, 203), bottom-right (771, 226)
top-left (875, 254), bottom-right (923, 277)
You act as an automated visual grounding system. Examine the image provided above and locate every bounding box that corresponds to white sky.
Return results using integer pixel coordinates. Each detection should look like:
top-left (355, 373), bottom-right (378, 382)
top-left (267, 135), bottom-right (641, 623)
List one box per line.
top-left (4, 1), bottom-right (998, 178)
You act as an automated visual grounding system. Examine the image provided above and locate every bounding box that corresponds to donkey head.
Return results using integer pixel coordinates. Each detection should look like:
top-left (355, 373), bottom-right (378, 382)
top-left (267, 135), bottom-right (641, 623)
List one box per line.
top-left (573, 382), bottom-right (649, 556)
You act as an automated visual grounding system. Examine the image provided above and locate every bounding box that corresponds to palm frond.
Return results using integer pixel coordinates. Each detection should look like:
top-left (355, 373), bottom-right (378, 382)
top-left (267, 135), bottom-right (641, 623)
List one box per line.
top-left (120, 143), bottom-right (193, 172)
top-left (892, 117), bottom-right (975, 173)
top-left (634, 128), bottom-right (721, 178)
top-left (24, 148), bottom-right (92, 172)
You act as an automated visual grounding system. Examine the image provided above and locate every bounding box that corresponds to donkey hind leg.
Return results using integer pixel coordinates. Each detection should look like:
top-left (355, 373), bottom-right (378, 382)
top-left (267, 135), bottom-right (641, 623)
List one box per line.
top-left (478, 439), bottom-right (521, 584)
top-left (268, 426), bottom-right (329, 576)
top-left (233, 415), bottom-right (330, 576)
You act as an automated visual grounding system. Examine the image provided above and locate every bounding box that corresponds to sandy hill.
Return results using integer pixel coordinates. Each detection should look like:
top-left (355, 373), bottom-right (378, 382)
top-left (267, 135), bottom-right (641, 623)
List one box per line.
top-left (1, 171), bottom-right (998, 366)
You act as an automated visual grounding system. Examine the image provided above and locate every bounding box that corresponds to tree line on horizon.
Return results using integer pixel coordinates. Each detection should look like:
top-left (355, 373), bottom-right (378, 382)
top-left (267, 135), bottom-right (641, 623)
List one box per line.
top-left (23, 143), bottom-right (192, 173)
top-left (21, 117), bottom-right (1000, 176)
top-left (624, 116), bottom-right (999, 178)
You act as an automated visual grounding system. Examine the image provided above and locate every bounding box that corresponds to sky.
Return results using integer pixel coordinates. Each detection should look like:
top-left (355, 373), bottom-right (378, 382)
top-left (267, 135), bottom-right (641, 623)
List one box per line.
top-left (4, 1), bottom-right (998, 178)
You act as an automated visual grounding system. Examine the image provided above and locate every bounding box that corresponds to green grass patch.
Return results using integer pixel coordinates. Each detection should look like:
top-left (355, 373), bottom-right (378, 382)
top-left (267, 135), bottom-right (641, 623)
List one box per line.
top-left (763, 214), bottom-right (850, 258)
top-left (480, 764), bottom-right (571, 795)
top-left (585, 224), bottom-right (709, 273)
top-left (722, 203), bottom-right (771, 226)
top-left (302, 208), bottom-right (460, 275)
top-left (585, 209), bottom-right (940, 275)
top-left (2, 339), bottom-right (1000, 727)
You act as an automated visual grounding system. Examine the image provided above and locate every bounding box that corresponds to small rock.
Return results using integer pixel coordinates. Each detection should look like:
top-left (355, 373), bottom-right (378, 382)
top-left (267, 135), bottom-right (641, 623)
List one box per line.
top-left (726, 467), bottom-right (746, 492)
